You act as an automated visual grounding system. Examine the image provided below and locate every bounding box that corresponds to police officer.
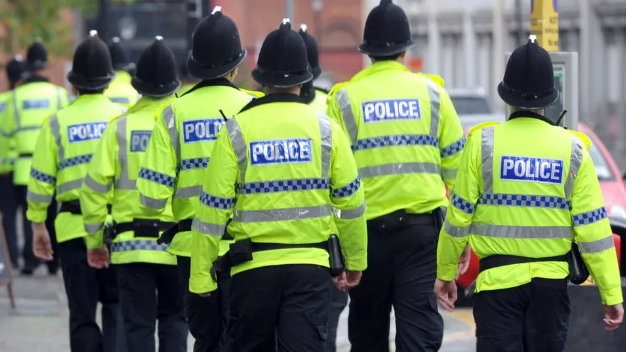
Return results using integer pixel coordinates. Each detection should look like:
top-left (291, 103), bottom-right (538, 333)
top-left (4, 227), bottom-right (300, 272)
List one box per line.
top-left (189, 19), bottom-right (368, 352)
top-left (3, 40), bottom-right (69, 275)
top-left (298, 24), bottom-right (330, 112)
top-left (0, 55), bottom-right (25, 269)
top-left (298, 23), bottom-right (348, 352)
top-left (28, 30), bottom-right (126, 352)
top-left (105, 37), bottom-right (139, 108)
top-left (178, 56), bottom-right (200, 96)
top-left (326, 1), bottom-right (465, 350)
top-left (80, 36), bottom-right (187, 352)
top-left (435, 36), bottom-right (624, 352)
top-left (137, 7), bottom-right (259, 352)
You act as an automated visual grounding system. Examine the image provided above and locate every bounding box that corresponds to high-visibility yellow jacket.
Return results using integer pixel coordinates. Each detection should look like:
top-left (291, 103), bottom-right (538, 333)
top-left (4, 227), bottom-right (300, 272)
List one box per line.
top-left (437, 116), bottom-right (624, 306)
top-left (26, 94), bottom-right (127, 243)
top-left (0, 92), bottom-right (17, 174)
top-left (80, 96), bottom-right (177, 265)
top-left (189, 94), bottom-right (368, 294)
top-left (177, 83), bottom-right (197, 97)
top-left (2, 82), bottom-right (68, 185)
top-left (311, 88), bottom-right (328, 114)
top-left (326, 61), bottom-right (465, 219)
top-left (137, 79), bottom-right (262, 258)
top-left (105, 71), bottom-right (139, 108)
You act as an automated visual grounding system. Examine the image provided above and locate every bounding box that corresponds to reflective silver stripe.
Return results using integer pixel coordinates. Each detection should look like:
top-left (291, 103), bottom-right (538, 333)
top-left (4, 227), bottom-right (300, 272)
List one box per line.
top-left (49, 114), bottom-right (65, 161)
top-left (481, 126), bottom-right (494, 194)
top-left (332, 202), bottom-right (366, 220)
top-left (140, 193), bottom-right (168, 209)
top-left (85, 174), bottom-right (112, 193)
top-left (85, 223), bottom-right (103, 234)
top-left (564, 136), bottom-right (584, 200)
top-left (114, 117), bottom-right (136, 191)
top-left (469, 223), bottom-right (574, 239)
top-left (56, 87), bottom-right (62, 110)
top-left (162, 105), bottom-right (180, 163)
top-left (174, 185), bottom-right (202, 199)
top-left (317, 112), bottom-right (332, 179)
top-left (234, 204), bottom-right (332, 223)
top-left (57, 178), bottom-right (84, 194)
top-left (578, 236), bottom-right (615, 254)
top-left (426, 79), bottom-right (440, 137)
top-left (441, 168), bottom-right (457, 181)
top-left (226, 118), bottom-right (247, 183)
top-left (192, 217), bottom-right (225, 237)
top-left (336, 88), bottom-right (358, 146)
top-left (444, 220), bottom-right (470, 238)
top-left (12, 91), bottom-right (19, 127)
top-left (359, 162), bottom-right (440, 179)
top-left (27, 191), bottom-right (53, 203)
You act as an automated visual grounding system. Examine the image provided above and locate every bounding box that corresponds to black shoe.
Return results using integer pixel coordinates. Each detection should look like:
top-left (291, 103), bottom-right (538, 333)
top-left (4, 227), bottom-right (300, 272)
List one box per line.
top-left (47, 267), bottom-right (58, 276)
top-left (21, 267), bottom-right (35, 276)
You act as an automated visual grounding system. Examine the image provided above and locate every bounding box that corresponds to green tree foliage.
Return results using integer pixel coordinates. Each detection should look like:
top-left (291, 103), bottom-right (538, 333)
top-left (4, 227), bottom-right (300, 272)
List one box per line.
top-left (0, 0), bottom-right (136, 58)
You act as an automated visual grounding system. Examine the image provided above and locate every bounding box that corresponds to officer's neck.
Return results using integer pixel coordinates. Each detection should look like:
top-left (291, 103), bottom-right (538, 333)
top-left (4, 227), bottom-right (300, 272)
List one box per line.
top-left (265, 87), bottom-right (301, 96)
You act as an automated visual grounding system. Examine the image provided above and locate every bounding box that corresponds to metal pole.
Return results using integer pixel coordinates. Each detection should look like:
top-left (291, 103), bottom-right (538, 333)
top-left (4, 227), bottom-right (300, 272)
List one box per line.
top-left (515, 0), bottom-right (523, 45)
top-left (97, 0), bottom-right (109, 41)
top-left (285, 0), bottom-right (294, 20)
top-left (492, 0), bottom-right (504, 112)
top-left (187, 0), bottom-right (204, 54)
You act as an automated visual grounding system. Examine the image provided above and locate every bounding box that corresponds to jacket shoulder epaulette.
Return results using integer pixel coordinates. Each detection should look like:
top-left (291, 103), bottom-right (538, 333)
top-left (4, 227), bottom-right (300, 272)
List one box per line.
top-left (328, 81), bottom-right (350, 98)
top-left (418, 73), bottom-right (445, 88)
top-left (468, 121), bottom-right (500, 138)
top-left (568, 130), bottom-right (592, 151)
top-left (108, 113), bottom-right (127, 124)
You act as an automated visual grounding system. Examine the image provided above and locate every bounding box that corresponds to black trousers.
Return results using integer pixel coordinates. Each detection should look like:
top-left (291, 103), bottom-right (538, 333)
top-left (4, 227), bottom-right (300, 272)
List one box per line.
top-left (59, 237), bottom-right (125, 352)
top-left (0, 174), bottom-right (18, 267)
top-left (226, 264), bottom-right (331, 352)
top-left (117, 262), bottom-right (188, 352)
top-left (474, 278), bottom-right (571, 352)
top-left (348, 214), bottom-right (444, 352)
top-left (177, 255), bottom-right (230, 352)
top-left (328, 286), bottom-right (349, 352)
top-left (14, 185), bottom-right (59, 272)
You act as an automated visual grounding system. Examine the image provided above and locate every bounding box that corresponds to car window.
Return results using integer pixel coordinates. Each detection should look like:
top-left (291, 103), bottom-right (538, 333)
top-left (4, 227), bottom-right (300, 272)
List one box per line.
top-left (450, 97), bottom-right (492, 115)
top-left (588, 143), bottom-right (615, 181)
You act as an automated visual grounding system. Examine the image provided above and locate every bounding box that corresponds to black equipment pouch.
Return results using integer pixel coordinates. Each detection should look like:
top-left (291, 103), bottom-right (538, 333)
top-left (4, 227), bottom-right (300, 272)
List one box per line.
top-left (114, 218), bottom-right (177, 239)
top-left (432, 207), bottom-right (445, 235)
top-left (59, 200), bottom-right (82, 215)
top-left (567, 243), bottom-right (590, 285)
top-left (228, 238), bottom-right (254, 266)
top-left (103, 223), bottom-right (115, 247)
top-left (328, 234), bottom-right (346, 277)
top-left (156, 219), bottom-right (192, 244)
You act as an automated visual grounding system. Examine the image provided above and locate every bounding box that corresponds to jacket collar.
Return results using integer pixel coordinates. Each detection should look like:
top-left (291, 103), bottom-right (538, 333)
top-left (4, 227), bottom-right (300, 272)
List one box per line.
top-left (21, 74), bottom-right (50, 85)
top-left (349, 60), bottom-right (410, 84)
top-left (508, 110), bottom-right (555, 126)
top-left (127, 95), bottom-right (173, 114)
top-left (113, 71), bottom-right (132, 84)
top-left (239, 93), bottom-right (305, 114)
top-left (180, 78), bottom-right (239, 97)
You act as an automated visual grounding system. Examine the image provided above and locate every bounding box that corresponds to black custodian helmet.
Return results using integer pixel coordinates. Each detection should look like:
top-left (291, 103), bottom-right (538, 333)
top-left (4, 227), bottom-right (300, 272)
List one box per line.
top-left (132, 36), bottom-right (181, 98)
top-left (108, 37), bottom-right (133, 72)
top-left (25, 39), bottom-right (49, 71)
top-left (67, 30), bottom-right (115, 90)
top-left (359, 0), bottom-right (415, 56)
top-left (498, 36), bottom-right (559, 110)
top-left (5, 55), bottom-right (25, 86)
top-left (252, 19), bottom-right (313, 88)
top-left (187, 6), bottom-right (247, 80)
top-left (299, 24), bottom-right (322, 79)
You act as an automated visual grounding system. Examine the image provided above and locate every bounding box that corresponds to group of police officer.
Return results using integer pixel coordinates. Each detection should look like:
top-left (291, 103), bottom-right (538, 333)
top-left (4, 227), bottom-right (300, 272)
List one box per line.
top-left (1, 0), bottom-right (624, 351)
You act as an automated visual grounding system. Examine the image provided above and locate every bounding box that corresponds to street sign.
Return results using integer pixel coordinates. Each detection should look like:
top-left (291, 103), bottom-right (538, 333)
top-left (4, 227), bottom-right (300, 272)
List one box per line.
top-left (0, 228), bottom-right (15, 308)
top-left (530, 0), bottom-right (559, 52)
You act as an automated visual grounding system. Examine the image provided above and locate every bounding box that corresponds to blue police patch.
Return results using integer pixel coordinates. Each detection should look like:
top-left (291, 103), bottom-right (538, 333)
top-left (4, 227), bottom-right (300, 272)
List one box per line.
top-left (0, 102), bottom-right (5, 113)
top-left (500, 156), bottom-right (564, 184)
top-left (362, 99), bottom-right (421, 123)
top-left (67, 122), bottom-right (108, 143)
top-left (250, 139), bottom-right (313, 166)
top-left (182, 119), bottom-right (224, 143)
top-left (22, 99), bottom-right (51, 110)
top-left (130, 131), bottom-right (152, 152)
top-left (109, 97), bottom-right (130, 105)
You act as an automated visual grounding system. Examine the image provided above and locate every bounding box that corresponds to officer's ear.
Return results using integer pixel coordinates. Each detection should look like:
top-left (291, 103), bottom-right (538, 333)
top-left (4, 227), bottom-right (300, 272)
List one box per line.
top-left (399, 51), bottom-right (407, 60)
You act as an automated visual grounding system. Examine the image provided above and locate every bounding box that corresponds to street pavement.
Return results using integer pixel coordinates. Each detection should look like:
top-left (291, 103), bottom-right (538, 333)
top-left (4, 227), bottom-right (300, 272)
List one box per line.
top-left (0, 268), bottom-right (475, 352)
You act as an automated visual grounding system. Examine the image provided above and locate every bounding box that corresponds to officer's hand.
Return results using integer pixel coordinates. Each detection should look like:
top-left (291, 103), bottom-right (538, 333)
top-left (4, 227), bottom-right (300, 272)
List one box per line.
top-left (455, 244), bottom-right (472, 280)
top-left (32, 223), bottom-right (53, 261)
top-left (603, 304), bottom-right (624, 331)
top-left (434, 279), bottom-right (457, 312)
top-left (87, 248), bottom-right (110, 269)
top-left (344, 270), bottom-right (362, 289)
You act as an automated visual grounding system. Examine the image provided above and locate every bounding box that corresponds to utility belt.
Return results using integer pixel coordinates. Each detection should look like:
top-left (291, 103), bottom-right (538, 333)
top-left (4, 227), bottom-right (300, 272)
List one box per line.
top-left (18, 153), bottom-right (33, 158)
top-left (211, 234), bottom-right (346, 279)
top-left (156, 218), bottom-right (234, 245)
top-left (113, 219), bottom-right (177, 239)
top-left (59, 200), bottom-right (112, 215)
top-left (465, 243), bottom-right (589, 299)
top-left (367, 208), bottom-right (444, 233)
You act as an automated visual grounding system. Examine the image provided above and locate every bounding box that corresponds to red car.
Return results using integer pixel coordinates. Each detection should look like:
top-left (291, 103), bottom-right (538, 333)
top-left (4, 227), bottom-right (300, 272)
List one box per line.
top-left (454, 122), bottom-right (625, 292)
